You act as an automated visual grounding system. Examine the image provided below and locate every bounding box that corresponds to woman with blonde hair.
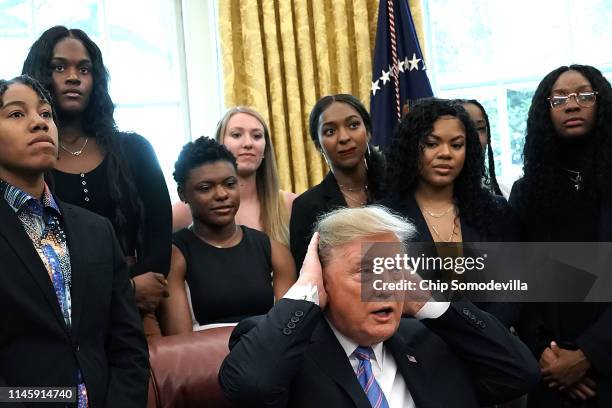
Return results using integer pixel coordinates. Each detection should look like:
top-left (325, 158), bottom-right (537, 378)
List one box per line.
top-left (172, 107), bottom-right (295, 247)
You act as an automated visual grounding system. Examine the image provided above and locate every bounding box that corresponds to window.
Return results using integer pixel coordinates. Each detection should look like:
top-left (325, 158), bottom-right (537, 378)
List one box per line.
top-left (0, 0), bottom-right (225, 199)
top-left (423, 0), bottom-right (612, 188)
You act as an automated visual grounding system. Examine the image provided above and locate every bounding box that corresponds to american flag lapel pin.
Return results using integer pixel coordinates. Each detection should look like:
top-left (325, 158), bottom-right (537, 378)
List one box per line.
top-left (406, 354), bottom-right (417, 363)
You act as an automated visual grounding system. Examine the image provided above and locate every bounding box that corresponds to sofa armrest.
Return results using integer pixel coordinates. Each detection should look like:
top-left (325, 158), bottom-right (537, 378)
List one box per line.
top-left (147, 327), bottom-right (235, 408)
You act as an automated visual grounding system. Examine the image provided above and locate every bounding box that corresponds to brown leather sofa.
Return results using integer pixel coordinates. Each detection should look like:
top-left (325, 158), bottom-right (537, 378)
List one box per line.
top-left (147, 326), bottom-right (235, 407)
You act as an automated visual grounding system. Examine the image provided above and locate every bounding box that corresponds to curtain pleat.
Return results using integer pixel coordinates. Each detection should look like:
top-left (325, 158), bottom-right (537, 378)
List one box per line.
top-left (219, 0), bottom-right (426, 192)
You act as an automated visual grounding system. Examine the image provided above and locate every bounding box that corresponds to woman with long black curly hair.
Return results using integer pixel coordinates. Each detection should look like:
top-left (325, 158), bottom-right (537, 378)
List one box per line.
top-left (22, 26), bottom-right (172, 333)
top-left (509, 64), bottom-right (612, 408)
top-left (382, 99), bottom-right (524, 352)
top-left (385, 98), bottom-right (515, 244)
top-left (290, 94), bottom-right (386, 269)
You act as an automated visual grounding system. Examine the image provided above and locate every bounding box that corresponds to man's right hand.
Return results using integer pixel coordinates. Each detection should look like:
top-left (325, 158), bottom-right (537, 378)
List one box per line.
top-left (295, 232), bottom-right (328, 309)
top-left (133, 272), bottom-right (169, 313)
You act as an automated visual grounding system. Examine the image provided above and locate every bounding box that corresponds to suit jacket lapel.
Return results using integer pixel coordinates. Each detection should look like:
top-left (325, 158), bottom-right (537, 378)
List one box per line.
top-left (309, 320), bottom-right (372, 408)
top-left (460, 219), bottom-right (480, 242)
top-left (386, 330), bottom-right (438, 408)
top-left (320, 172), bottom-right (348, 209)
top-left (387, 194), bottom-right (434, 242)
top-left (0, 199), bottom-right (67, 329)
top-left (59, 202), bottom-right (86, 339)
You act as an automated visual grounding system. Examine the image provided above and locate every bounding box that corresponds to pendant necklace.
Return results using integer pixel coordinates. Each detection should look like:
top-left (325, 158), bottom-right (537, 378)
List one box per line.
top-left (429, 218), bottom-right (457, 242)
top-left (339, 182), bottom-right (369, 206)
top-left (59, 137), bottom-right (89, 156)
top-left (565, 168), bottom-right (582, 191)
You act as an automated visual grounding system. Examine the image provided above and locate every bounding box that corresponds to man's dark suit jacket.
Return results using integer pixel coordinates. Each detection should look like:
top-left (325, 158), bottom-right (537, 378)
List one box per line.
top-left (290, 172), bottom-right (347, 270)
top-left (508, 180), bottom-right (612, 408)
top-left (0, 197), bottom-right (150, 407)
top-left (219, 298), bottom-right (540, 407)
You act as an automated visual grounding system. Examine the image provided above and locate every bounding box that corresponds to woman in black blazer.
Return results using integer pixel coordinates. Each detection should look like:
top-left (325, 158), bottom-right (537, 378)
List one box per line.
top-left (384, 98), bottom-right (516, 243)
top-left (509, 64), bottom-right (612, 408)
top-left (290, 94), bottom-right (385, 269)
top-left (383, 99), bottom-right (519, 329)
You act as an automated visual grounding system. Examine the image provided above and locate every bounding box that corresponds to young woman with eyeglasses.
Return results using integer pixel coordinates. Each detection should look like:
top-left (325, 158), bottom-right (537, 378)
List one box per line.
top-left (509, 65), bottom-right (612, 407)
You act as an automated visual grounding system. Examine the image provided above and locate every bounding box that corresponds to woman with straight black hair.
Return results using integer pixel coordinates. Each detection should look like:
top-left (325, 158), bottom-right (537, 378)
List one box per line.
top-left (289, 94), bottom-right (386, 269)
top-left (22, 26), bottom-right (172, 332)
top-left (509, 64), bottom-right (612, 408)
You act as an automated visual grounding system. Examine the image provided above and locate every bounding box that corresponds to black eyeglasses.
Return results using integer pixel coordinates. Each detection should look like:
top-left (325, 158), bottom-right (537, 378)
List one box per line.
top-left (547, 91), bottom-right (598, 109)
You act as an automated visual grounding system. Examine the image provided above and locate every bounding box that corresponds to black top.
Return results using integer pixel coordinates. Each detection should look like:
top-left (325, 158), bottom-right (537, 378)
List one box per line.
top-left (510, 178), bottom-right (612, 408)
top-left (173, 226), bottom-right (274, 325)
top-left (510, 179), bottom-right (605, 337)
top-left (290, 172), bottom-right (364, 270)
top-left (383, 193), bottom-right (520, 325)
top-left (51, 132), bottom-right (172, 277)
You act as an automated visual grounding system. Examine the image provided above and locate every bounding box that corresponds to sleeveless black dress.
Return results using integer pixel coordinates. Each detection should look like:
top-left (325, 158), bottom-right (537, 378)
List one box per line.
top-left (173, 226), bottom-right (274, 325)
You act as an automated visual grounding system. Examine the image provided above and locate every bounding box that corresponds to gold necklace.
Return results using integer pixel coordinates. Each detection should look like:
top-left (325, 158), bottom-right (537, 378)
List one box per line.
top-left (422, 205), bottom-right (454, 218)
top-left (191, 225), bottom-right (241, 248)
top-left (340, 189), bottom-right (367, 206)
top-left (338, 182), bottom-right (368, 192)
top-left (424, 212), bottom-right (457, 242)
top-left (59, 137), bottom-right (89, 156)
top-left (430, 222), bottom-right (456, 242)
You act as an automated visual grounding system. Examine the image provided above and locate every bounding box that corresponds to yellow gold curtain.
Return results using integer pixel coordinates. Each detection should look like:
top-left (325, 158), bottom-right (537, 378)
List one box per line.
top-left (219, 0), bottom-right (427, 193)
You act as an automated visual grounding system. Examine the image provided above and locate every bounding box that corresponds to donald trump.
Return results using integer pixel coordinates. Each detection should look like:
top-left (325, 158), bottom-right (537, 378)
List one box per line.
top-left (219, 205), bottom-right (538, 407)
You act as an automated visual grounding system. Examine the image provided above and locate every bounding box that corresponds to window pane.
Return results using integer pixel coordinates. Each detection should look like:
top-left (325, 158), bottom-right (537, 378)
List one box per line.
top-left (425, 0), bottom-right (612, 182)
top-left (114, 104), bottom-right (187, 198)
top-left (105, 0), bottom-right (182, 104)
top-left (0, 0), bottom-right (31, 78)
top-left (0, 0), bottom-right (29, 36)
top-left (506, 88), bottom-right (533, 165)
top-left (427, 0), bottom-right (498, 85)
top-left (493, 0), bottom-right (570, 80)
top-left (0, 0), bottom-right (189, 198)
top-left (571, 0), bottom-right (612, 66)
top-left (34, 0), bottom-right (102, 36)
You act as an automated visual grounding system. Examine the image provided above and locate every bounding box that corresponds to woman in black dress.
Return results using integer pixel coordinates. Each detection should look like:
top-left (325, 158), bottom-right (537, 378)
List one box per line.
top-left (290, 94), bottom-right (385, 269)
top-left (159, 137), bottom-right (296, 334)
top-left (509, 64), bottom-right (612, 408)
top-left (22, 26), bottom-right (172, 329)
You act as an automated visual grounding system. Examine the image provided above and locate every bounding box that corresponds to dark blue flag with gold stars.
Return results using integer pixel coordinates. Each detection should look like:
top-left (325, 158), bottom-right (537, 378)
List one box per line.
top-left (370, 0), bottom-right (433, 151)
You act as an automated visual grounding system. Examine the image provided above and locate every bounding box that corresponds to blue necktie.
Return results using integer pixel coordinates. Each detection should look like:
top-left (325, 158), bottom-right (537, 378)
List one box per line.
top-left (354, 346), bottom-right (390, 408)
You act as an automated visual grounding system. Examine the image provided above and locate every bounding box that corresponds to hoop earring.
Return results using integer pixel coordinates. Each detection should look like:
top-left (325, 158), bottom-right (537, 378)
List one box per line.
top-left (364, 143), bottom-right (371, 171)
top-left (320, 150), bottom-right (333, 171)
